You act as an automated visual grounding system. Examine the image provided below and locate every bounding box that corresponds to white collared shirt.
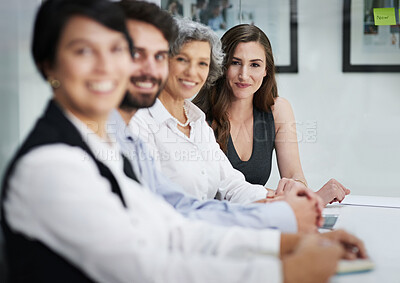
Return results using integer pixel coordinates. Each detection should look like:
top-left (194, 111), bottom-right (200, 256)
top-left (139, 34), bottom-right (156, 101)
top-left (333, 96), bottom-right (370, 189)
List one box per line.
top-left (109, 109), bottom-right (297, 233)
top-left (4, 108), bottom-right (283, 283)
top-left (131, 99), bottom-right (268, 204)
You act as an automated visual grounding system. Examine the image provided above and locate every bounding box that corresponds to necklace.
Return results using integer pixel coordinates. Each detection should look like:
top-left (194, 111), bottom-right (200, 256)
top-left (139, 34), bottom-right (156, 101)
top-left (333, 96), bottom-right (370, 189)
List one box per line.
top-left (171, 105), bottom-right (190, 127)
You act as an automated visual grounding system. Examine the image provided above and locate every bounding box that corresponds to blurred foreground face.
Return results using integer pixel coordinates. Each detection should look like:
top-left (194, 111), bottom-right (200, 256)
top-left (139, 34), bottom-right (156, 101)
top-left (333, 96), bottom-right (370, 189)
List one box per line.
top-left (123, 19), bottom-right (169, 109)
top-left (226, 41), bottom-right (267, 102)
top-left (46, 16), bottom-right (132, 121)
top-left (164, 40), bottom-right (211, 100)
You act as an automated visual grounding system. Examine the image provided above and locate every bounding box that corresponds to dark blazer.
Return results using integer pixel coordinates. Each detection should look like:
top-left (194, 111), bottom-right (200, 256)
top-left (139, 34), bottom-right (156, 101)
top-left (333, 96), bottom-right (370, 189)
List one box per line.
top-left (1, 100), bottom-right (130, 283)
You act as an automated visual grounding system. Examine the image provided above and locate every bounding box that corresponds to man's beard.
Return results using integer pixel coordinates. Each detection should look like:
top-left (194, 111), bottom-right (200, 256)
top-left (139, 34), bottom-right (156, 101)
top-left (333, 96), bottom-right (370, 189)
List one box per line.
top-left (119, 75), bottom-right (164, 110)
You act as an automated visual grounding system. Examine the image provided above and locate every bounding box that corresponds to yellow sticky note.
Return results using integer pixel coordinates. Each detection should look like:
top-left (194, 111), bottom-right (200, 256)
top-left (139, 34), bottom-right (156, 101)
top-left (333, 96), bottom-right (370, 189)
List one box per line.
top-left (373, 8), bottom-right (396, 25)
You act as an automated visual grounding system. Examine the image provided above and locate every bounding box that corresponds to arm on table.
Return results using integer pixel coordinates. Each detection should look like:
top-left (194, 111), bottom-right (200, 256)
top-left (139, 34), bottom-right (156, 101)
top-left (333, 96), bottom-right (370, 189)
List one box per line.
top-left (281, 230), bottom-right (367, 283)
top-left (272, 98), bottom-right (350, 206)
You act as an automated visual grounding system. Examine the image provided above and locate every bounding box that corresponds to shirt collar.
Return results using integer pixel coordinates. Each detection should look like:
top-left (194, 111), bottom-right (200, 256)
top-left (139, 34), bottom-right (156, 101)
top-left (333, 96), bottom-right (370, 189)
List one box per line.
top-left (108, 109), bottom-right (136, 141)
top-left (148, 98), bottom-right (205, 125)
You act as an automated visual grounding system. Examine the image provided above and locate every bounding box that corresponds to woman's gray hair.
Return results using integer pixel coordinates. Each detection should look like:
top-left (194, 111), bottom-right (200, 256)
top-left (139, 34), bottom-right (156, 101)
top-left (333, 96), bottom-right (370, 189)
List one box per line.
top-left (170, 17), bottom-right (224, 88)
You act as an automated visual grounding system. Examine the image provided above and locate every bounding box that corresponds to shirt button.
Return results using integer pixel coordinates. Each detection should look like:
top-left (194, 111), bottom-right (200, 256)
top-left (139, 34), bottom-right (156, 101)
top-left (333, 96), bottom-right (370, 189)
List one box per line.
top-left (202, 195), bottom-right (207, 200)
top-left (201, 169), bottom-right (206, 175)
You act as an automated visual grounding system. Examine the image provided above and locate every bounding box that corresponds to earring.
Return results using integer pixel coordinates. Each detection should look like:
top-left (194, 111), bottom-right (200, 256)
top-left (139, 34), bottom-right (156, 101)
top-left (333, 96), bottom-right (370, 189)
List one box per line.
top-left (48, 78), bottom-right (61, 89)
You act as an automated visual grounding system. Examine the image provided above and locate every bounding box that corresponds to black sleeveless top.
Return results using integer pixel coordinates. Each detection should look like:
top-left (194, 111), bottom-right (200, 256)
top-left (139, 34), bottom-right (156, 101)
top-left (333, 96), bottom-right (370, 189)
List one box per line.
top-left (227, 108), bottom-right (275, 185)
top-left (1, 100), bottom-right (136, 283)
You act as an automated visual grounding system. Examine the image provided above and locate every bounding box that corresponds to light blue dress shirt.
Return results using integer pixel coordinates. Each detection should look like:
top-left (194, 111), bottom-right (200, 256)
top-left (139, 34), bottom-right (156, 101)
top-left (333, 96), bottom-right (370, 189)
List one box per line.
top-left (108, 110), bottom-right (297, 232)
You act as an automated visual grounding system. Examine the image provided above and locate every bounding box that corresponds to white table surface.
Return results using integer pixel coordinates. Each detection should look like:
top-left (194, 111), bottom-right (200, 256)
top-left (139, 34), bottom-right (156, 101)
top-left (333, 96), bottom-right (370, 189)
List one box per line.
top-left (324, 196), bottom-right (400, 283)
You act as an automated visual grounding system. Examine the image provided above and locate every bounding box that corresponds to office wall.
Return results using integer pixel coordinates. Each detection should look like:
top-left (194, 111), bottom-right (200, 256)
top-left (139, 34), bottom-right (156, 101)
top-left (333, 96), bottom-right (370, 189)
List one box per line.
top-left (0, 0), bottom-right (20, 191)
top-left (0, 0), bottom-right (48, 183)
top-left (0, 0), bottom-right (399, 200)
top-left (265, 0), bottom-right (400, 197)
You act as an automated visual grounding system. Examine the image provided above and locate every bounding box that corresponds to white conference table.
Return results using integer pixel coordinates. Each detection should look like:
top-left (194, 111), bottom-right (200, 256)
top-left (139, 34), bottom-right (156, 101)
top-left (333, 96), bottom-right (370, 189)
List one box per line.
top-left (324, 195), bottom-right (400, 283)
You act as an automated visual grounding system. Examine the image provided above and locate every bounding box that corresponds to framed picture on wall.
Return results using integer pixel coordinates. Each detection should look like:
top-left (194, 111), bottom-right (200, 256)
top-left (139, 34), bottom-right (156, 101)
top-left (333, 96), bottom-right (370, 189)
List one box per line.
top-left (343, 0), bottom-right (400, 72)
top-left (161, 0), bottom-right (298, 73)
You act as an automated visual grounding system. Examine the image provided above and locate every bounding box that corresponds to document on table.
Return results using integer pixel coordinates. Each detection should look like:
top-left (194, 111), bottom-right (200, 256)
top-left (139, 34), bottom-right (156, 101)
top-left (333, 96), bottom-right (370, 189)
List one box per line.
top-left (340, 195), bottom-right (400, 209)
top-left (336, 259), bottom-right (374, 275)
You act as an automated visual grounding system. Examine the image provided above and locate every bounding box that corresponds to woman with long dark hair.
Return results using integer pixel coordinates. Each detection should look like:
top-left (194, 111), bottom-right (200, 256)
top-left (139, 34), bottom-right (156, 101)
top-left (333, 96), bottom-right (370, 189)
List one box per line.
top-left (194, 24), bottom-right (349, 206)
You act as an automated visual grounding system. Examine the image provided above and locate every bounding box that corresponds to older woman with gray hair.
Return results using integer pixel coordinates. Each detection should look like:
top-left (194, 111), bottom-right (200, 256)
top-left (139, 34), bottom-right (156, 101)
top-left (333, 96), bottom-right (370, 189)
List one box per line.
top-left (131, 18), bottom-right (274, 204)
top-left (169, 17), bottom-right (224, 88)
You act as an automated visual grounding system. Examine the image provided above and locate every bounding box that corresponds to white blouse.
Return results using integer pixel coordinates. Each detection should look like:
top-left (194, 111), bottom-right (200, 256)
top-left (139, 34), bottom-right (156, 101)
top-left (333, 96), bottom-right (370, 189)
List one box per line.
top-left (4, 110), bottom-right (283, 283)
top-left (131, 99), bottom-right (268, 204)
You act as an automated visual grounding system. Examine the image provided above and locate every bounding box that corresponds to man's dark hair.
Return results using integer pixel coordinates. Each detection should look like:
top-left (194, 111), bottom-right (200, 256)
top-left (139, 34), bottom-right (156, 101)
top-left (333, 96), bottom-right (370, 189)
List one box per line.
top-left (118, 0), bottom-right (178, 47)
top-left (32, 0), bottom-right (133, 79)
